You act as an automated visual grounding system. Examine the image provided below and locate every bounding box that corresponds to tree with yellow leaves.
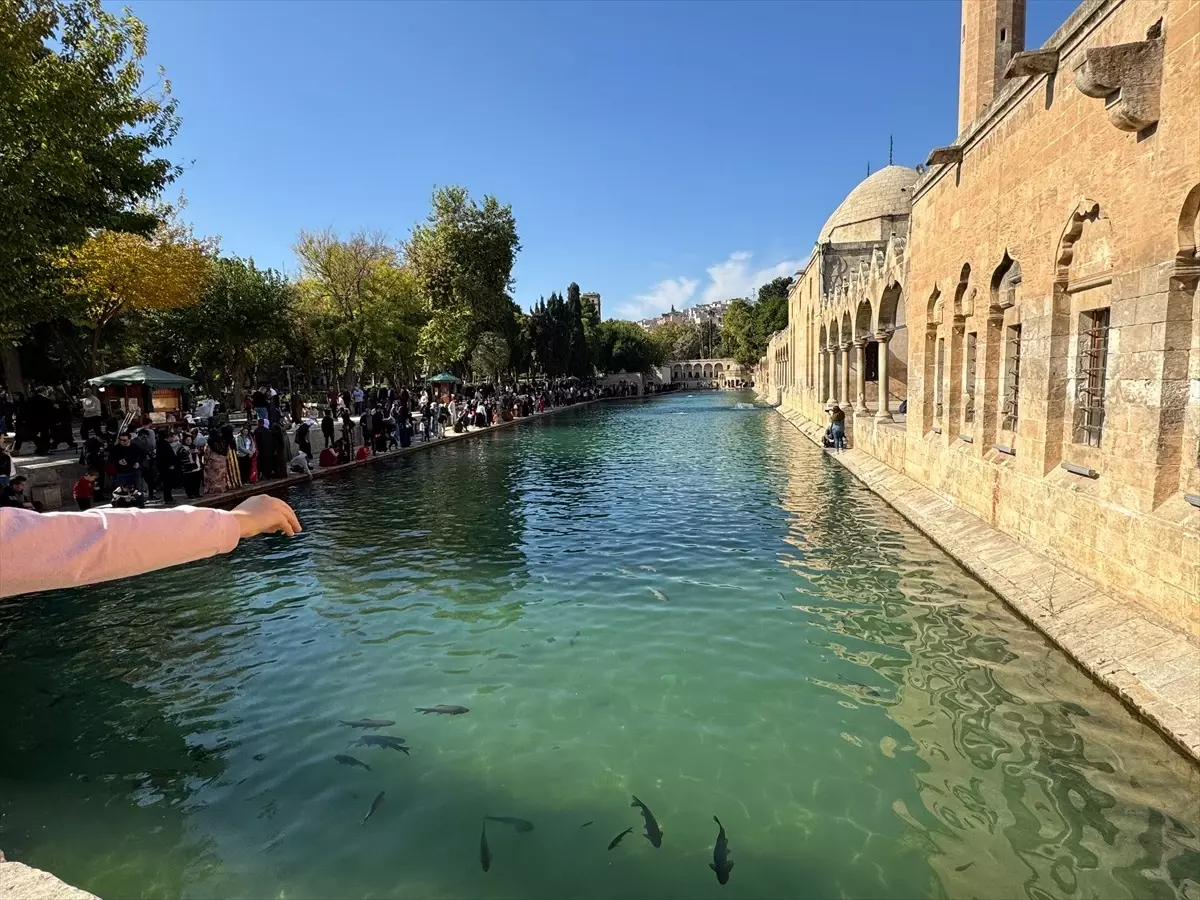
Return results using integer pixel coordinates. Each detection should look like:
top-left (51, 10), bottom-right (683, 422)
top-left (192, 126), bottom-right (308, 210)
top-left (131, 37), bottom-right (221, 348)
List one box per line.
top-left (64, 220), bottom-right (213, 374)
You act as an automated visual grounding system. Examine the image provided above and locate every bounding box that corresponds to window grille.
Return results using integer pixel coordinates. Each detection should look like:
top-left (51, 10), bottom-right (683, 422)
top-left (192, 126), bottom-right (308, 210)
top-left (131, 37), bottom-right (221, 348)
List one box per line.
top-left (1074, 309), bottom-right (1110, 447)
top-left (1001, 325), bottom-right (1021, 431)
top-left (963, 332), bottom-right (977, 424)
top-left (935, 338), bottom-right (945, 419)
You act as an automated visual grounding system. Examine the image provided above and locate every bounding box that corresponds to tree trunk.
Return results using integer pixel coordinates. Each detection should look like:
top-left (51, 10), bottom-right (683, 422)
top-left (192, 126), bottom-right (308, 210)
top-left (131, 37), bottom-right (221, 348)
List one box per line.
top-left (90, 326), bottom-right (104, 377)
top-left (231, 359), bottom-right (248, 411)
top-left (1, 341), bottom-right (24, 394)
top-left (342, 335), bottom-right (359, 389)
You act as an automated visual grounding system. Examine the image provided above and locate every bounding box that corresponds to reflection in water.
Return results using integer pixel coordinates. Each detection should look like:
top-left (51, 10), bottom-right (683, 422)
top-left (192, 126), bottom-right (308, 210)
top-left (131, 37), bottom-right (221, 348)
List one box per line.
top-left (0, 393), bottom-right (1197, 900)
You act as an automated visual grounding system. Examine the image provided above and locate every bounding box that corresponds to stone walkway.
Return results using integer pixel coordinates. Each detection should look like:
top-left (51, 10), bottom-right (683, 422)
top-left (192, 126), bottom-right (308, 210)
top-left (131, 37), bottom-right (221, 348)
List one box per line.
top-left (774, 405), bottom-right (1200, 764)
top-left (0, 859), bottom-right (96, 900)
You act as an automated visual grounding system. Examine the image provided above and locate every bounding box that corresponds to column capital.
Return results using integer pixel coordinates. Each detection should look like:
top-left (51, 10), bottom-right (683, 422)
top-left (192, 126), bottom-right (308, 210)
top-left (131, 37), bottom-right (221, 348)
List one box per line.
top-left (852, 337), bottom-right (867, 349)
top-left (840, 341), bottom-right (853, 352)
top-left (874, 331), bottom-right (892, 343)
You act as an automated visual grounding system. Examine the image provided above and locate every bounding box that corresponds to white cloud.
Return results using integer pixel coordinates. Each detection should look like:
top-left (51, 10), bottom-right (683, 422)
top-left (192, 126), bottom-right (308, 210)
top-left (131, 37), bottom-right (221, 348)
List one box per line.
top-left (611, 276), bottom-right (699, 321)
top-left (615, 252), bottom-right (801, 320)
top-left (700, 252), bottom-right (803, 305)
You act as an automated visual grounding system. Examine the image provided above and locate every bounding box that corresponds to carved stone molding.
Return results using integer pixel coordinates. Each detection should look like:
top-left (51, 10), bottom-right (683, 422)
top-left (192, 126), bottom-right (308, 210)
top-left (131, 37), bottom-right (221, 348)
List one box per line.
top-left (1004, 48), bottom-right (1059, 79)
top-left (926, 145), bottom-right (963, 167)
top-left (1055, 199), bottom-right (1103, 284)
top-left (1073, 37), bottom-right (1163, 132)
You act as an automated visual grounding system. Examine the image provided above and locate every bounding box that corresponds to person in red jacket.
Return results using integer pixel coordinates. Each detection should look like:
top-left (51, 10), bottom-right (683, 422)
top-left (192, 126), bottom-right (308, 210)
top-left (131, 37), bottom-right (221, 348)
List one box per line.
top-left (354, 444), bottom-right (370, 461)
top-left (72, 469), bottom-right (98, 511)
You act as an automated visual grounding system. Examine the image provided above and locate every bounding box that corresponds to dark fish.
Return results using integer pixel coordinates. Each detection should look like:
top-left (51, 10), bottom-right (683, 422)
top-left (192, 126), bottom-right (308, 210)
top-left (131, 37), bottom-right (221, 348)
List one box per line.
top-left (955, 862), bottom-right (974, 872)
top-left (334, 754), bottom-right (371, 771)
top-left (415, 705), bottom-right (469, 715)
top-left (630, 795), bottom-right (663, 847)
top-left (361, 791), bottom-right (384, 825)
top-left (710, 815), bottom-right (734, 884)
top-left (480, 820), bottom-right (492, 872)
top-left (340, 718), bottom-right (395, 729)
top-left (485, 815), bottom-right (534, 833)
top-left (837, 674), bottom-right (882, 698)
top-left (352, 734), bottom-right (409, 754)
top-left (608, 826), bottom-right (634, 850)
top-left (580, 821), bottom-right (594, 828)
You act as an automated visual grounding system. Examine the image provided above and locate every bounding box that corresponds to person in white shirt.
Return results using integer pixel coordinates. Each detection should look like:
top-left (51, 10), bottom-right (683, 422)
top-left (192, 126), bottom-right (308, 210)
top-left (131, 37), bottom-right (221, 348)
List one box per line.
top-left (80, 389), bottom-right (104, 439)
top-left (288, 451), bottom-right (312, 477)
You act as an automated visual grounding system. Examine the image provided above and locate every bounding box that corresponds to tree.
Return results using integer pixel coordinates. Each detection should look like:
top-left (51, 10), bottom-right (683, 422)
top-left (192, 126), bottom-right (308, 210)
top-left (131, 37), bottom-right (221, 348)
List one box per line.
top-left (143, 257), bottom-right (295, 407)
top-left (405, 185), bottom-right (520, 365)
top-left (756, 276), bottom-right (792, 334)
top-left (595, 320), bottom-right (663, 374)
top-left (62, 218), bottom-right (211, 374)
top-left (651, 320), bottom-right (702, 361)
top-left (293, 228), bottom-right (397, 388)
top-left (565, 282), bottom-right (591, 377)
top-left (359, 264), bottom-right (424, 385)
top-left (471, 331), bottom-right (510, 382)
top-left (1, 0), bottom-right (181, 387)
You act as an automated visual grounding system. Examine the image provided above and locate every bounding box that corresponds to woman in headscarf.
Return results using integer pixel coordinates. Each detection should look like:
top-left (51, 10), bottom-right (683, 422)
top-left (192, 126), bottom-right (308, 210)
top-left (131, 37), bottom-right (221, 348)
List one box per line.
top-left (221, 424), bottom-right (242, 489)
top-left (202, 430), bottom-right (231, 495)
top-left (269, 419), bottom-right (291, 479)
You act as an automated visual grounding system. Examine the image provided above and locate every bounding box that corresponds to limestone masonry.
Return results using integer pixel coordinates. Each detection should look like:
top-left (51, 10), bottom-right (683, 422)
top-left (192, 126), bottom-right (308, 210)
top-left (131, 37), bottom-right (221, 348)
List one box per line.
top-left (758, 0), bottom-right (1200, 644)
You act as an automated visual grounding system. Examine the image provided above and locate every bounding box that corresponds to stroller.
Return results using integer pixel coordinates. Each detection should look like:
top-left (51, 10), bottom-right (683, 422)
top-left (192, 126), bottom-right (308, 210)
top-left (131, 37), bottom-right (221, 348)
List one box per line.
top-left (110, 484), bottom-right (147, 509)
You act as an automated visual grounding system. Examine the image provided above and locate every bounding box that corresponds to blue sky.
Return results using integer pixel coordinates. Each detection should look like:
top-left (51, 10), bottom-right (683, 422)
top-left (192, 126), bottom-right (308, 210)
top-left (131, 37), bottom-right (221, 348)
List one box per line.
top-left (125, 0), bottom-right (1076, 321)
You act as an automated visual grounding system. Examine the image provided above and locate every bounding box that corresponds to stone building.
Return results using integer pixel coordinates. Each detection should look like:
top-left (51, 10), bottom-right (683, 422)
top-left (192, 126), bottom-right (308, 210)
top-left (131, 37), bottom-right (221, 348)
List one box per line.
top-left (760, 0), bottom-right (1199, 636)
top-left (656, 358), bottom-right (749, 389)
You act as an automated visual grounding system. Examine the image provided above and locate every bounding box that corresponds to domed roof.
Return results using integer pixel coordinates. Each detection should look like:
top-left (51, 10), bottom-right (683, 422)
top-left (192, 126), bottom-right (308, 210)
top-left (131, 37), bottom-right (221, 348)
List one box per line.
top-left (818, 165), bottom-right (920, 244)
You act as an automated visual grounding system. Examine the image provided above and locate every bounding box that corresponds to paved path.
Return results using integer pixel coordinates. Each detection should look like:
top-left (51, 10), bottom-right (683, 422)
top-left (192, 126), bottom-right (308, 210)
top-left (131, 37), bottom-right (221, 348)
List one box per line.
top-left (774, 404), bottom-right (1200, 764)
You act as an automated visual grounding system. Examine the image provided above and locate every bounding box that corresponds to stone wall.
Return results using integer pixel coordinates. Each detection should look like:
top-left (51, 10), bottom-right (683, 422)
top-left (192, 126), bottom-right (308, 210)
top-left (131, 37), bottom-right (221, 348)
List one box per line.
top-left (761, 0), bottom-right (1200, 637)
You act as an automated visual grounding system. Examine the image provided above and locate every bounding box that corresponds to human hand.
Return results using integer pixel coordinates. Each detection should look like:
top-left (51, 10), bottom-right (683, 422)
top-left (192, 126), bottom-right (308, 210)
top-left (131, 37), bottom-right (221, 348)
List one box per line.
top-left (230, 494), bottom-right (302, 540)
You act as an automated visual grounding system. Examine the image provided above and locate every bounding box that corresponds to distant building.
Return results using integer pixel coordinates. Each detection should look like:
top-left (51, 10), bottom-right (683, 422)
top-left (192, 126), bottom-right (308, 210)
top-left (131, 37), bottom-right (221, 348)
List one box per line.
top-left (581, 292), bottom-right (601, 321)
top-left (639, 299), bottom-right (733, 330)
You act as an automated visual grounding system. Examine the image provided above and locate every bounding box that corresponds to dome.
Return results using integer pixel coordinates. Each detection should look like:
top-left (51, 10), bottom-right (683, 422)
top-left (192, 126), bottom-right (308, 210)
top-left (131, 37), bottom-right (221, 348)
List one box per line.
top-left (818, 165), bottom-right (920, 244)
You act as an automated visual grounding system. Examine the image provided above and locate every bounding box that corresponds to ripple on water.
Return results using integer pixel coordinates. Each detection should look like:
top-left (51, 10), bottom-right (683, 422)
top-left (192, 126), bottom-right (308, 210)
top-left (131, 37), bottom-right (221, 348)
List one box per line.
top-left (0, 393), bottom-right (1198, 900)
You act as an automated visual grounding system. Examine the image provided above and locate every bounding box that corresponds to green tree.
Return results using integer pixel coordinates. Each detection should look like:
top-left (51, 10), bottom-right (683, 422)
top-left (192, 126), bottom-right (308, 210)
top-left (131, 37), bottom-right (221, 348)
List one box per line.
top-left (293, 228), bottom-right (397, 388)
top-left (471, 331), bottom-right (510, 382)
top-left (144, 257), bottom-right (295, 407)
top-left (565, 282), bottom-right (591, 377)
top-left (595, 320), bottom-right (664, 374)
top-left (359, 264), bottom-right (424, 385)
top-left (405, 185), bottom-right (520, 365)
top-left (756, 276), bottom-right (792, 334)
top-left (1, 0), bottom-right (180, 387)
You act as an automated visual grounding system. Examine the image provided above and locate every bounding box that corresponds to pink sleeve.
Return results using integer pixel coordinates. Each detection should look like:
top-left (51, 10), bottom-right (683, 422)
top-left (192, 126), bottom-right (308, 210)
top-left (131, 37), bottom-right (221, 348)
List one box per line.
top-left (0, 506), bottom-right (241, 599)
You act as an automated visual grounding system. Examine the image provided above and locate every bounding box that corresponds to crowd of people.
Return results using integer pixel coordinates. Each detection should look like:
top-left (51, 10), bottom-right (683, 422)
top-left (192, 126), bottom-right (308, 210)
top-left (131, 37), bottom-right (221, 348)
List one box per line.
top-left (0, 375), bottom-right (674, 512)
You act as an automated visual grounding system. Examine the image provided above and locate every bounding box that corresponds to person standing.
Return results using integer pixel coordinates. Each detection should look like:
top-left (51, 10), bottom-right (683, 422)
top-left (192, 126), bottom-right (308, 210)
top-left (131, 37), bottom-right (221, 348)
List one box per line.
top-left (352, 386), bottom-right (364, 415)
top-left (109, 431), bottom-right (144, 491)
top-left (251, 386), bottom-right (268, 425)
top-left (72, 470), bottom-right (98, 511)
top-left (340, 408), bottom-right (354, 449)
top-left (156, 429), bottom-right (178, 505)
top-left (202, 431), bottom-right (230, 495)
top-left (80, 389), bottom-right (103, 440)
top-left (321, 410), bottom-right (335, 449)
top-left (295, 421), bottom-right (312, 460)
top-left (254, 419), bottom-right (275, 480)
top-left (135, 428), bottom-right (157, 500)
top-left (269, 419), bottom-right (291, 479)
top-left (177, 433), bottom-right (202, 499)
top-left (235, 425), bottom-right (255, 486)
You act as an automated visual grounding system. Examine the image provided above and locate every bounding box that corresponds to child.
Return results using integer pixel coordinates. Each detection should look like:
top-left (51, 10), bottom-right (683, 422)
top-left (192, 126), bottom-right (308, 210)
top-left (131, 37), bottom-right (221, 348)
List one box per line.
top-left (73, 469), bottom-right (98, 511)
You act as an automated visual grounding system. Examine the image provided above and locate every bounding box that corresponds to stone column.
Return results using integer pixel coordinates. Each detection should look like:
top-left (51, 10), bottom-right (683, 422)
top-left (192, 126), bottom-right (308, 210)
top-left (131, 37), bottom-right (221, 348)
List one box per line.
top-left (853, 339), bottom-right (868, 415)
top-left (826, 347), bottom-right (837, 407)
top-left (875, 333), bottom-right (893, 422)
top-left (839, 342), bottom-right (851, 408)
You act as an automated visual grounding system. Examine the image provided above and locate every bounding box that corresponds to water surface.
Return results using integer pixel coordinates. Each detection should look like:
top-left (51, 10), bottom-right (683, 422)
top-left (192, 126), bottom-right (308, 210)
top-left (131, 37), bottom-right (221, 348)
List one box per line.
top-left (2, 392), bottom-right (1198, 899)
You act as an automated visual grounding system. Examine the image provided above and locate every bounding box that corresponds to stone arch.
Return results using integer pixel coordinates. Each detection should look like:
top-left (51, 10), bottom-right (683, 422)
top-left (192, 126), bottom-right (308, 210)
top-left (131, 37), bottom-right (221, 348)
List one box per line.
top-left (854, 298), bottom-right (873, 339)
top-left (840, 311), bottom-right (852, 345)
top-left (990, 251), bottom-right (1021, 311)
top-left (878, 281), bottom-right (903, 333)
top-left (927, 284), bottom-right (942, 324)
top-left (1178, 183), bottom-right (1200, 264)
top-left (952, 264), bottom-right (973, 319)
top-left (1055, 198), bottom-right (1112, 287)
top-left (704, 363), bottom-right (713, 377)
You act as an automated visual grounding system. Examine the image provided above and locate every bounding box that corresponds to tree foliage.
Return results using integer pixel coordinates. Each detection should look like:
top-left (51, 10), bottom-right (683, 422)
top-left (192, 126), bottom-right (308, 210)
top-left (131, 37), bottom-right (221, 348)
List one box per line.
top-left (0, 0), bottom-right (180, 337)
top-left (721, 275), bottom-right (794, 367)
top-left (594, 320), bottom-right (663, 374)
top-left (62, 218), bottom-right (211, 373)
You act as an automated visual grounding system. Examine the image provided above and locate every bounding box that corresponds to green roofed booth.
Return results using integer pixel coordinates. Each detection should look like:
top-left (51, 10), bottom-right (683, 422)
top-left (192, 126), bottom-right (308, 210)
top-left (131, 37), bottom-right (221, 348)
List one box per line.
top-left (87, 365), bottom-right (194, 425)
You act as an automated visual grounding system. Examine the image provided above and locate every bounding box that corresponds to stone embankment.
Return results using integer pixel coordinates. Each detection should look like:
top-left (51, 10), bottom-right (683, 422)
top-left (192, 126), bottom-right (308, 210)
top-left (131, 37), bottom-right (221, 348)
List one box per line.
top-left (769, 402), bottom-right (1200, 765)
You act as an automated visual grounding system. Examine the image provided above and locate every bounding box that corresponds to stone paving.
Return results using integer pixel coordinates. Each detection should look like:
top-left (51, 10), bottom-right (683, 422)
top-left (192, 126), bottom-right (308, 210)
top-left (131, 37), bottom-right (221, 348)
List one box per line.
top-left (0, 860), bottom-right (96, 900)
top-left (774, 405), bottom-right (1200, 764)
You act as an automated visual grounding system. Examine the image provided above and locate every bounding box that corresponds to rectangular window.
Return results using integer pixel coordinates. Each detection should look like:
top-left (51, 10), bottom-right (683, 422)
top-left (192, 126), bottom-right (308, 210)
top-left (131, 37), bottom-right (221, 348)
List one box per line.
top-left (935, 337), bottom-right (945, 420)
top-left (864, 341), bottom-right (879, 382)
top-left (1074, 308), bottom-right (1110, 447)
top-left (1001, 325), bottom-right (1021, 431)
top-left (963, 332), bottom-right (977, 424)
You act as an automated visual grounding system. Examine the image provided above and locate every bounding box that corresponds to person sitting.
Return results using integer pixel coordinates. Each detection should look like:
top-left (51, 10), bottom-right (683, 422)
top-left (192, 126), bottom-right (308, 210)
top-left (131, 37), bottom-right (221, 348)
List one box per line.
top-left (319, 444), bottom-right (340, 468)
top-left (0, 475), bottom-right (40, 511)
top-left (288, 450), bottom-right (313, 476)
top-left (354, 444), bottom-right (370, 462)
top-left (336, 439), bottom-right (352, 465)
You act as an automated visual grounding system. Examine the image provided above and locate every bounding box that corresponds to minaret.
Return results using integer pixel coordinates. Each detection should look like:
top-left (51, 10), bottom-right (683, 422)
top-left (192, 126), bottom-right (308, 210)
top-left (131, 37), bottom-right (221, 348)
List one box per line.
top-left (958, 0), bottom-right (1026, 136)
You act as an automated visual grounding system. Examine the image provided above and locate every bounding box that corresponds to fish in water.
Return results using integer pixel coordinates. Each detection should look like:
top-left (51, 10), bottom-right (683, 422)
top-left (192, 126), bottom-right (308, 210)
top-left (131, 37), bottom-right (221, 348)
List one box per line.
top-left (638, 565), bottom-right (657, 572)
top-left (630, 795), bottom-right (663, 847)
top-left (955, 862), bottom-right (974, 872)
top-left (608, 826), bottom-right (634, 850)
top-left (340, 718), bottom-right (395, 729)
top-left (415, 705), bottom-right (469, 715)
top-left (480, 820), bottom-right (492, 873)
top-left (485, 815), bottom-right (534, 833)
top-left (351, 735), bottom-right (409, 754)
top-left (617, 567), bottom-right (637, 577)
top-left (361, 791), bottom-right (384, 826)
top-left (580, 821), bottom-right (594, 828)
top-left (710, 816), bottom-right (734, 884)
top-left (649, 587), bottom-right (669, 602)
top-left (334, 754), bottom-right (371, 771)
top-left (837, 674), bottom-right (882, 698)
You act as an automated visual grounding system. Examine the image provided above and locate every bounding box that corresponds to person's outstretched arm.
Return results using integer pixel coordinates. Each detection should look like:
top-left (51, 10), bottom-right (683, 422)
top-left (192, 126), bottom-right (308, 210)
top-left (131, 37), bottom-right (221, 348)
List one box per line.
top-left (0, 496), bottom-right (301, 599)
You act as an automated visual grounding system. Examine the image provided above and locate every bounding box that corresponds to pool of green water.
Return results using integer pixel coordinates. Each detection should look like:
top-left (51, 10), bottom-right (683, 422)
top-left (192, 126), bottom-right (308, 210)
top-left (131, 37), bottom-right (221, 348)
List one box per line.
top-left (1, 391), bottom-right (1197, 899)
